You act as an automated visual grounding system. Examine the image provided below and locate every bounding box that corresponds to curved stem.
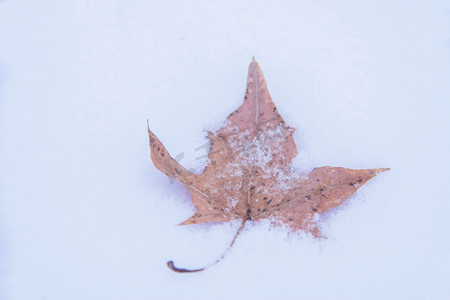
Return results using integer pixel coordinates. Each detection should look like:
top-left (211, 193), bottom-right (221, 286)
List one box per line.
top-left (167, 217), bottom-right (248, 273)
top-left (166, 261), bottom-right (205, 273)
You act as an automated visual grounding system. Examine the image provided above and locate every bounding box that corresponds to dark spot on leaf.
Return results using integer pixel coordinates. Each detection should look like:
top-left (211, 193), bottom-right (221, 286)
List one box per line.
top-left (320, 188), bottom-right (324, 192)
top-left (349, 183), bottom-right (354, 186)
top-left (267, 200), bottom-right (272, 205)
top-left (357, 179), bottom-right (362, 183)
top-left (312, 208), bottom-right (317, 212)
top-left (305, 195), bottom-right (311, 200)
top-left (273, 107), bottom-right (276, 112)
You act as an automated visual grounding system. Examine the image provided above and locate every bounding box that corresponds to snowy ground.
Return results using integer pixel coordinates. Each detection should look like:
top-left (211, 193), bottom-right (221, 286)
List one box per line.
top-left (1, 0), bottom-right (450, 299)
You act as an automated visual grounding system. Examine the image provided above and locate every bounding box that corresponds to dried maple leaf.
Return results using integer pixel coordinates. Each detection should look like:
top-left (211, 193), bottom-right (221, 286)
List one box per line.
top-left (148, 58), bottom-right (389, 272)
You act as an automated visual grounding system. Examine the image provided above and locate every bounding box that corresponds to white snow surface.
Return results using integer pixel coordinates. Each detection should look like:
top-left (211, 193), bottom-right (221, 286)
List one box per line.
top-left (1, 0), bottom-right (450, 299)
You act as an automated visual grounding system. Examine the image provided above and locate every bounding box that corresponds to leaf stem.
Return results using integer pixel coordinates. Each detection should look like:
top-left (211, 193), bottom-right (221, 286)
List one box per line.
top-left (166, 216), bottom-right (248, 273)
top-left (166, 261), bottom-right (205, 273)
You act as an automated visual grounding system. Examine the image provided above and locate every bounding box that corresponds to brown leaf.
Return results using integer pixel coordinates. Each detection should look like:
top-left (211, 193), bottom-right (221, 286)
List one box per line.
top-left (149, 58), bottom-right (388, 236)
top-left (148, 58), bottom-right (388, 271)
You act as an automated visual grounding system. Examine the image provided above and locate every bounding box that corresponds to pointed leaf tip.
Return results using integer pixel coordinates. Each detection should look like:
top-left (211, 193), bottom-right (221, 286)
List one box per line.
top-left (250, 57), bottom-right (259, 68)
